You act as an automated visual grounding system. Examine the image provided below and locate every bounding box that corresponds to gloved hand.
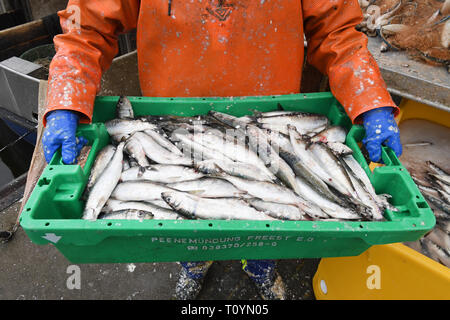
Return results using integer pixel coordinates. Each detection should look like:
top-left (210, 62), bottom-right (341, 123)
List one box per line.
top-left (362, 107), bottom-right (402, 163)
top-left (42, 110), bottom-right (88, 164)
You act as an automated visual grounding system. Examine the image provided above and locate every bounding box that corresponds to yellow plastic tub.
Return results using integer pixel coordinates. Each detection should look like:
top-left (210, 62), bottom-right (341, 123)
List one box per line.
top-left (313, 99), bottom-right (450, 300)
top-left (313, 243), bottom-right (450, 300)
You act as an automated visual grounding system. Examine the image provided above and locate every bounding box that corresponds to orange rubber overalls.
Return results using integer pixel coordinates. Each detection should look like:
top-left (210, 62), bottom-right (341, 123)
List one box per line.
top-left (45, 0), bottom-right (398, 125)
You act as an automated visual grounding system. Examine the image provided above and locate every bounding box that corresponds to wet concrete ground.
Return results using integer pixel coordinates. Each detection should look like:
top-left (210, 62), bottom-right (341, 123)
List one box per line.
top-left (0, 200), bottom-right (319, 300)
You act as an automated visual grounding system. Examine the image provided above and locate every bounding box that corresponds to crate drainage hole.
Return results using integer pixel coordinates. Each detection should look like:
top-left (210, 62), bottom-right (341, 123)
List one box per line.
top-left (38, 178), bottom-right (51, 187)
top-left (416, 202), bottom-right (428, 209)
top-left (45, 223), bottom-right (50, 226)
top-left (107, 223), bottom-right (112, 226)
top-left (208, 223), bottom-right (213, 227)
top-left (158, 223), bottom-right (163, 227)
top-left (266, 224), bottom-right (270, 228)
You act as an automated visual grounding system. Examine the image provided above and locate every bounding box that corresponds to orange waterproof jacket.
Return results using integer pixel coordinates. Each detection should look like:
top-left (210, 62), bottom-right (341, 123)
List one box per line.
top-left (45, 0), bottom-right (398, 125)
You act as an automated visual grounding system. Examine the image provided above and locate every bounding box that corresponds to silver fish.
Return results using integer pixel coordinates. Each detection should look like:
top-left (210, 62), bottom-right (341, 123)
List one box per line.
top-left (253, 110), bottom-right (308, 118)
top-left (172, 131), bottom-right (234, 163)
top-left (415, 181), bottom-right (440, 198)
top-left (83, 142), bottom-right (125, 221)
top-left (149, 199), bottom-right (175, 210)
top-left (111, 181), bottom-right (175, 202)
top-left (259, 124), bottom-right (290, 135)
top-left (121, 165), bottom-right (204, 184)
top-left (427, 161), bottom-right (450, 177)
top-left (245, 124), bottom-right (300, 193)
top-left (266, 130), bottom-right (345, 205)
top-left (431, 177), bottom-right (450, 196)
top-left (105, 119), bottom-right (157, 137)
top-left (295, 177), bottom-right (360, 220)
top-left (437, 220), bottom-right (450, 235)
top-left (427, 161), bottom-right (450, 185)
top-left (217, 173), bottom-right (303, 206)
top-left (238, 115), bottom-right (255, 123)
top-left (161, 190), bottom-right (274, 220)
top-left (288, 126), bottom-right (352, 198)
top-left (192, 131), bottom-right (274, 179)
top-left (144, 129), bottom-right (183, 156)
top-left (326, 142), bottom-right (354, 157)
top-left (309, 126), bottom-right (347, 144)
top-left (256, 113), bottom-right (329, 134)
top-left (124, 133), bottom-right (150, 167)
top-left (208, 111), bottom-right (249, 130)
top-left (194, 159), bottom-right (275, 182)
top-left (85, 144), bottom-right (116, 194)
top-left (425, 228), bottom-right (450, 253)
top-left (346, 169), bottom-right (384, 221)
top-left (308, 142), bottom-right (356, 198)
top-left (341, 154), bottom-right (393, 212)
top-left (246, 198), bottom-right (307, 220)
top-left (167, 177), bottom-right (249, 198)
top-left (116, 96), bottom-right (134, 119)
top-left (420, 188), bottom-right (450, 214)
top-left (134, 131), bottom-right (192, 166)
top-left (102, 199), bottom-right (184, 220)
top-left (421, 238), bottom-right (450, 268)
top-left (438, 190), bottom-right (450, 205)
top-left (430, 173), bottom-right (450, 187)
top-left (99, 209), bottom-right (153, 220)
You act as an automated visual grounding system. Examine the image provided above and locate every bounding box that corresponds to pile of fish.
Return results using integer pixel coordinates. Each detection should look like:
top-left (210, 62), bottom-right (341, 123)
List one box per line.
top-left (357, 0), bottom-right (450, 69)
top-left (81, 96), bottom-right (395, 222)
top-left (408, 162), bottom-right (450, 267)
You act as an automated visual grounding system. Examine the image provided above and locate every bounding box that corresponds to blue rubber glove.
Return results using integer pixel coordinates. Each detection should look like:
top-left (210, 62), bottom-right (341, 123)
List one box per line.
top-left (42, 110), bottom-right (88, 164)
top-left (362, 107), bottom-right (402, 163)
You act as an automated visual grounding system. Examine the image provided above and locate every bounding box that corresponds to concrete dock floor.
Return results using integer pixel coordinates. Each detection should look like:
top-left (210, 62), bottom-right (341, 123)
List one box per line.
top-left (0, 200), bottom-right (319, 300)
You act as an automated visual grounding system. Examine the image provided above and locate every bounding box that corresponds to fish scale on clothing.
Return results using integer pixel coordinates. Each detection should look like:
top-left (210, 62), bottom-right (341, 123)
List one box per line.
top-left (45, 0), bottom-right (397, 125)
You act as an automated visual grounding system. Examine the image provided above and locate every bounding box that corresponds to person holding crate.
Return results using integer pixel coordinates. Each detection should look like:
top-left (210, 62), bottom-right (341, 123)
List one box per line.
top-left (41, 0), bottom-right (402, 300)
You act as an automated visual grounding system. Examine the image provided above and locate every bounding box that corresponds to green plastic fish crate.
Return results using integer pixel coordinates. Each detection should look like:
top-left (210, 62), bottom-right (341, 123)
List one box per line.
top-left (19, 93), bottom-right (435, 263)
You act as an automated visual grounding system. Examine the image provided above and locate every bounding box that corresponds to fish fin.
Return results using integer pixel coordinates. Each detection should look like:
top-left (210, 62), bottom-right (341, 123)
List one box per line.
top-left (300, 134), bottom-right (314, 149)
top-left (137, 166), bottom-right (147, 177)
top-left (325, 142), bottom-right (353, 157)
